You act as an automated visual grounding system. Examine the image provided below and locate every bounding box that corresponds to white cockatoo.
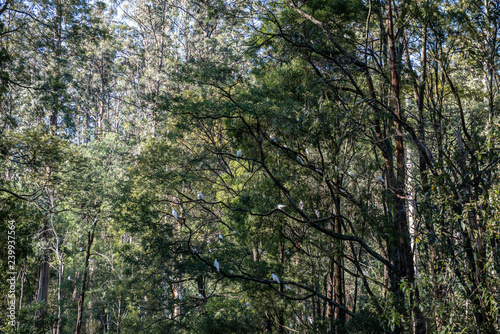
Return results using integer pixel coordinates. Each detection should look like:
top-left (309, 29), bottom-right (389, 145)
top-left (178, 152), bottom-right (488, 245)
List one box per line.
top-left (271, 273), bottom-right (280, 284)
top-left (214, 259), bottom-right (220, 272)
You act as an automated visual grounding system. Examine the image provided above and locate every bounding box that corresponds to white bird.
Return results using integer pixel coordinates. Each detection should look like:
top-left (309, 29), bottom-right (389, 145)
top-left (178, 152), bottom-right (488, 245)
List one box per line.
top-left (298, 200), bottom-right (304, 210)
top-left (218, 234), bottom-right (223, 240)
top-left (315, 209), bottom-right (320, 218)
top-left (377, 176), bottom-right (385, 183)
top-left (68, 276), bottom-right (71, 280)
top-left (172, 208), bottom-right (178, 220)
top-left (199, 293), bottom-right (205, 299)
top-left (270, 135), bottom-right (277, 143)
top-left (214, 259), bottom-right (220, 271)
top-left (305, 148), bottom-right (310, 156)
top-left (236, 149), bottom-right (242, 159)
top-left (285, 285), bottom-right (292, 290)
top-left (178, 294), bottom-right (183, 300)
top-left (297, 155), bottom-right (304, 165)
top-left (80, 248), bottom-right (83, 252)
top-left (271, 273), bottom-right (280, 284)
top-left (197, 191), bottom-right (204, 200)
top-left (308, 316), bottom-right (313, 324)
top-left (277, 204), bottom-right (286, 210)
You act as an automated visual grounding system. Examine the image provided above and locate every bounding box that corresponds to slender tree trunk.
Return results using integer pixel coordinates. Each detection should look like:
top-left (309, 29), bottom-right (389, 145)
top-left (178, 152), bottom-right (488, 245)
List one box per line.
top-left (19, 269), bottom-right (24, 312)
top-left (50, 0), bottom-right (62, 131)
top-left (38, 2), bottom-right (62, 326)
top-left (327, 259), bottom-right (335, 320)
top-left (36, 217), bottom-right (51, 332)
top-left (55, 244), bottom-right (64, 334)
top-left (278, 240), bottom-right (285, 334)
top-left (385, 1), bottom-right (426, 332)
top-left (333, 197), bottom-right (345, 326)
top-left (116, 296), bottom-right (122, 334)
top-left (75, 218), bottom-right (97, 334)
top-left (37, 261), bottom-right (50, 303)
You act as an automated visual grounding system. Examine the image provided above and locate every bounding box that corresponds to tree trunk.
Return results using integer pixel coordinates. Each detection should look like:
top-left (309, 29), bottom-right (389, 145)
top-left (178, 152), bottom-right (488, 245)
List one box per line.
top-left (37, 261), bottom-right (49, 304)
top-left (75, 218), bottom-right (97, 334)
top-left (385, 1), bottom-right (426, 332)
top-left (36, 218), bottom-right (51, 332)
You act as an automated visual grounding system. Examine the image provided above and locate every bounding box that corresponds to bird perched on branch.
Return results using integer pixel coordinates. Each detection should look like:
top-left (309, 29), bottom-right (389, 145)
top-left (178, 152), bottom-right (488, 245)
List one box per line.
top-left (271, 273), bottom-right (280, 283)
top-left (214, 259), bottom-right (220, 272)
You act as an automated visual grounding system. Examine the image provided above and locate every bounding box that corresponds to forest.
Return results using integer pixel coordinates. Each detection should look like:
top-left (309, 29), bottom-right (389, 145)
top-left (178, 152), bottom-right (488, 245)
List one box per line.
top-left (1, 0), bottom-right (500, 333)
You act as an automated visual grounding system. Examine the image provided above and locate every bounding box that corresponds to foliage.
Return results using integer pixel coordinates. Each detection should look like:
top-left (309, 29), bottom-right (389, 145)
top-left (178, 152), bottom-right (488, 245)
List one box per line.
top-left (1, 0), bottom-right (500, 333)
